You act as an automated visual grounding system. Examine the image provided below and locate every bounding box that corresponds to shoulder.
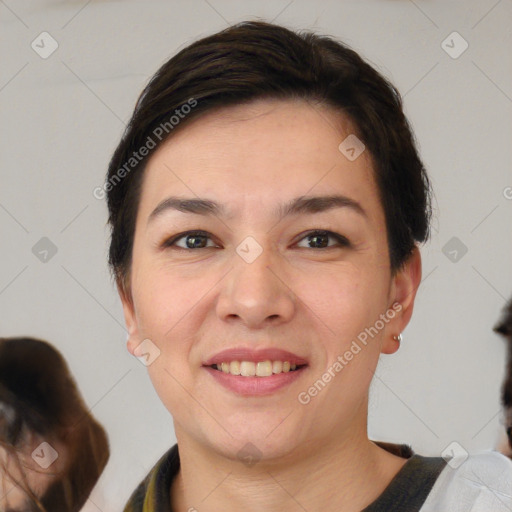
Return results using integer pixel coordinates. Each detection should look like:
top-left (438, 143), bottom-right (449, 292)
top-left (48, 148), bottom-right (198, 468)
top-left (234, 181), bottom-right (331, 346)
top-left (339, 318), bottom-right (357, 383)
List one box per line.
top-left (421, 450), bottom-right (512, 511)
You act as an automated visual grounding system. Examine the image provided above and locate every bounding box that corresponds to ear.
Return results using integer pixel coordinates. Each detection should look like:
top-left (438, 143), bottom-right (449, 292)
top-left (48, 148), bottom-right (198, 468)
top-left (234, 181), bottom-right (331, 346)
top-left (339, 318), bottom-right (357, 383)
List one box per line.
top-left (381, 246), bottom-right (422, 355)
top-left (117, 279), bottom-right (141, 356)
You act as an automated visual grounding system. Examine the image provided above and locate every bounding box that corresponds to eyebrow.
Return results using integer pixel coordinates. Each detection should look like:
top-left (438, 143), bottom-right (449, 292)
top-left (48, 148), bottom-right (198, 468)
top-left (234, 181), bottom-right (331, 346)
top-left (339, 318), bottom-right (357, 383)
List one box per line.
top-left (147, 194), bottom-right (367, 226)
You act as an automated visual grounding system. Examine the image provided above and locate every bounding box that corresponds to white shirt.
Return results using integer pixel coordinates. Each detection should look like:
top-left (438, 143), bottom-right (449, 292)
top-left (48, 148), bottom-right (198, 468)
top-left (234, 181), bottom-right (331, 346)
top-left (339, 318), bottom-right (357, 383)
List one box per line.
top-left (421, 450), bottom-right (512, 511)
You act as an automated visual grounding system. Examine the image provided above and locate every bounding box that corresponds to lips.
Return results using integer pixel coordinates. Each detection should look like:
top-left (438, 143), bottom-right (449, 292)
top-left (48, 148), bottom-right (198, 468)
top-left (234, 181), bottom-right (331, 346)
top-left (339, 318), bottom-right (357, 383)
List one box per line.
top-left (202, 347), bottom-right (308, 396)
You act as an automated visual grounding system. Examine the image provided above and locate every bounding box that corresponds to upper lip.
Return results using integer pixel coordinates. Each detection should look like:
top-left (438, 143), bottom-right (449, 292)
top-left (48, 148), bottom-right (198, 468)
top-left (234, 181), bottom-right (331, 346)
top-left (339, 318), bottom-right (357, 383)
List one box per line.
top-left (203, 348), bottom-right (308, 366)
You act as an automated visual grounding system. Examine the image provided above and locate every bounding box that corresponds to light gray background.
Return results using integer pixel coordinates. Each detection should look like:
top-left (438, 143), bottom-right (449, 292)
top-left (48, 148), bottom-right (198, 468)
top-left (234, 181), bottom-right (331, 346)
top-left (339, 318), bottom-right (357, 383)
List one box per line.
top-left (1, 1), bottom-right (511, 510)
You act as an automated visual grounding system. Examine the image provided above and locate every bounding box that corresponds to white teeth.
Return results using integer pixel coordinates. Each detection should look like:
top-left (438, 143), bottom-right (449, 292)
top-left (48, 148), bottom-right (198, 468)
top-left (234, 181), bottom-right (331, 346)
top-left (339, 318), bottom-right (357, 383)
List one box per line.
top-left (214, 360), bottom-right (301, 377)
top-left (256, 360), bottom-right (272, 377)
top-left (272, 360), bottom-right (282, 373)
top-left (229, 361), bottom-right (241, 375)
top-left (240, 361), bottom-right (256, 376)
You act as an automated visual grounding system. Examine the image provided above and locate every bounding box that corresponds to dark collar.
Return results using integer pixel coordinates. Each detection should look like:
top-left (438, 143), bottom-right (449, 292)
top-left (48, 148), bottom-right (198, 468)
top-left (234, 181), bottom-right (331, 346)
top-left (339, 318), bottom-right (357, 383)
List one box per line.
top-left (123, 442), bottom-right (446, 512)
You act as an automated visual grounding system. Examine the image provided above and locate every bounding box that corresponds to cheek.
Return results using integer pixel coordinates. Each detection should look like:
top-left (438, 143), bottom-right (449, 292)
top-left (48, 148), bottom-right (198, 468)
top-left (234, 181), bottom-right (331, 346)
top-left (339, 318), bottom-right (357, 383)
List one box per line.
top-left (298, 262), bottom-right (381, 329)
top-left (295, 262), bottom-right (389, 381)
top-left (138, 270), bottom-right (209, 409)
top-left (133, 261), bottom-right (206, 340)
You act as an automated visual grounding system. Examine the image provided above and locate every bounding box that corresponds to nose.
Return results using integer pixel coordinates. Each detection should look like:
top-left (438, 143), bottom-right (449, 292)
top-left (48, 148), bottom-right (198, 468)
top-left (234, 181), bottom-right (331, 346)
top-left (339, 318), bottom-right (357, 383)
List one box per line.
top-left (215, 243), bottom-right (296, 329)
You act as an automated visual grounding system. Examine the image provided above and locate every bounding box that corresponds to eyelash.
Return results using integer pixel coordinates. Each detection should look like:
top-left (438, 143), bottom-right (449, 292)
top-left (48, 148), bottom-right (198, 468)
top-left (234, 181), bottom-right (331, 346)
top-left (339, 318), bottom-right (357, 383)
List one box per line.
top-left (161, 229), bottom-right (351, 250)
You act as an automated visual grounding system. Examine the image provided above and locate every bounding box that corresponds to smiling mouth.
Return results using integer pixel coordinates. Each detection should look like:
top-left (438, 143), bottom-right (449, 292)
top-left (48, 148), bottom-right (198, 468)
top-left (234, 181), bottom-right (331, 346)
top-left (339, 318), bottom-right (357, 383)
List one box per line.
top-left (209, 360), bottom-right (307, 377)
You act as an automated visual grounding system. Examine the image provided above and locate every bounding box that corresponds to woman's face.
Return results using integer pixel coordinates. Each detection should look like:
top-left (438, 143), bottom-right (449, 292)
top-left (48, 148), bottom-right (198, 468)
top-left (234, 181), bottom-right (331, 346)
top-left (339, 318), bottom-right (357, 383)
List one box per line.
top-left (120, 99), bottom-right (421, 461)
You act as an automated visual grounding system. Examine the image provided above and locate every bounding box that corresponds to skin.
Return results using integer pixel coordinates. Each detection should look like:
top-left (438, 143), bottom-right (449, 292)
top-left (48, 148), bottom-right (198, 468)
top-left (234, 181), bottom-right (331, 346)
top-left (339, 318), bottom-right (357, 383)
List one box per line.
top-left (119, 98), bottom-right (422, 511)
top-left (497, 429), bottom-right (512, 457)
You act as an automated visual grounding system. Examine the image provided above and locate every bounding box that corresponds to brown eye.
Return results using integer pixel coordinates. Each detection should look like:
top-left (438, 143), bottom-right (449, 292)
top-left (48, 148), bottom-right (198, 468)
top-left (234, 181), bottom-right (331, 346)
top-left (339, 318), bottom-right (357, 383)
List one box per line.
top-left (163, 230), bottom-right (218, 250)
top-left (296, 230), bottom-right (350, 249)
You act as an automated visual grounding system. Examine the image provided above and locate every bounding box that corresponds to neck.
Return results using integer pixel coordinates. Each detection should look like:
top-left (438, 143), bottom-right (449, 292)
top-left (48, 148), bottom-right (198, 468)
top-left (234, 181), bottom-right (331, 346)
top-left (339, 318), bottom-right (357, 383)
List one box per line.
top-left (170, 419), bottom-right (407, 512)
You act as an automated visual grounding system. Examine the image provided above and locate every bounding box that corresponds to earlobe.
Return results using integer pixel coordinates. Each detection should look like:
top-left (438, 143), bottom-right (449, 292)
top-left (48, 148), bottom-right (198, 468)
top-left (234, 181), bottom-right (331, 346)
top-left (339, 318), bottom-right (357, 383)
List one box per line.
top-left (381, 332), bottom-right (402, 355)
top-left (125, 330), bottom-right (138, 356)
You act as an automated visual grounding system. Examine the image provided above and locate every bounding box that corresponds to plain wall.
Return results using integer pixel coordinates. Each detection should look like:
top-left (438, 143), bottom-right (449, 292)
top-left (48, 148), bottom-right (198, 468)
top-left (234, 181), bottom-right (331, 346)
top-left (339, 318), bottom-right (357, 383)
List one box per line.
top-left (1, 1), bottom-right (511, 510)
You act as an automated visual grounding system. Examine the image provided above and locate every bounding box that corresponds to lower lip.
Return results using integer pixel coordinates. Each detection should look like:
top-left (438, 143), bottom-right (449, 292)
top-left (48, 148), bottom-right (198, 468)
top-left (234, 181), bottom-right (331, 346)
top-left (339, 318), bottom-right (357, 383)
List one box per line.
top-left (203, 366), bottom-right (307, 396)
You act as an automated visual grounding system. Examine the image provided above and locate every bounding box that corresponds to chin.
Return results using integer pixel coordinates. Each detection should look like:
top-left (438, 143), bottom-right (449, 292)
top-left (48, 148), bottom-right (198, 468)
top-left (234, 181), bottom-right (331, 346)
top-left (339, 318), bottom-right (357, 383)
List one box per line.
top-left (200, 425), bottom-right (305, 466)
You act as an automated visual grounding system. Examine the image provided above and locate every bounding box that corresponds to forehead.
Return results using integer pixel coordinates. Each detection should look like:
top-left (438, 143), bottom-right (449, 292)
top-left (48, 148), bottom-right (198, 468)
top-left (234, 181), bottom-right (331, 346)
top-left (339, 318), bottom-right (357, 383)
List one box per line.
top-left (137, 99), bottom-right (381, 223)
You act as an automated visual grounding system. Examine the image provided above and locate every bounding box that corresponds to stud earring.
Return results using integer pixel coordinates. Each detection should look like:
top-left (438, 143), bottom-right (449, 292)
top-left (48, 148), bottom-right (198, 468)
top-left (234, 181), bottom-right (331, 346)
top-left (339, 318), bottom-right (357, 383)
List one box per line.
top-left (393, 334), bottom-right (402, 343)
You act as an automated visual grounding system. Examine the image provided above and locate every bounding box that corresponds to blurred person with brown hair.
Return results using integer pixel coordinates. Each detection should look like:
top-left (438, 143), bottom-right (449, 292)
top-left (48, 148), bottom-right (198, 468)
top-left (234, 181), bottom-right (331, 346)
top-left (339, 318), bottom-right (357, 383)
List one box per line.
top-left (495, 298), bottom-right (512, 458)
top-left (0, 336), bottom-right (109, 512)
